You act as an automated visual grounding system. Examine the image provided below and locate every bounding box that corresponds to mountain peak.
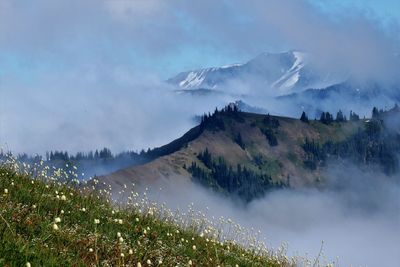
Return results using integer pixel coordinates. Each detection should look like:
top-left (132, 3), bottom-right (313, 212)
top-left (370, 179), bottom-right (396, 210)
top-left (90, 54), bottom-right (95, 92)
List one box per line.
top-left (167, 50), bottom-right (330, 95)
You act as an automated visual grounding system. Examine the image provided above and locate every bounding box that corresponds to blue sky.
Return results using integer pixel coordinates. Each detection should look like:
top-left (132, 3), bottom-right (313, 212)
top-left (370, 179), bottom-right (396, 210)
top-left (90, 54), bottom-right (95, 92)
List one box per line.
top-left (152, 0), bottom-right (400, 77)
top-left (313, 0), bottom-right (400, 21)
top-left (144, 0), bottom-right (400, 78)
top-left (0, 0), bottom-right (399, 81)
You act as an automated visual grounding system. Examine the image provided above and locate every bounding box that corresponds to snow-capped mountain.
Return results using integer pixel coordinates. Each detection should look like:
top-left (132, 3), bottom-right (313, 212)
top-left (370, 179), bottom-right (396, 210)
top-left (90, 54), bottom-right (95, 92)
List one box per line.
top-left (168, 50), bottom-right (400, 118)
top-left (168, 51), bottom-right (342, 96)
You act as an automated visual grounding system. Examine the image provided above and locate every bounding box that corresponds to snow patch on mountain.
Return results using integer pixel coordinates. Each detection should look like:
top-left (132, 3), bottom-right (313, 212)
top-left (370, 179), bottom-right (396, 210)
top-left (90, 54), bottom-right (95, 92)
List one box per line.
top-left (168, 51), bottom-right (335, 96)
top-left (220, 63), bottom-right (243, 69)
top-left (179, 70), bottom-right (206, 89)
top-left (271, 51), bottom-right (308, 92)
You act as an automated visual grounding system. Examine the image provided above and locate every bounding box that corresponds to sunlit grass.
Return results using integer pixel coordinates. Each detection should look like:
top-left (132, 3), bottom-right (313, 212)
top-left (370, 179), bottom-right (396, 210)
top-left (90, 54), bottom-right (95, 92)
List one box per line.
top-left (0, 155), bottom-right (297, 266)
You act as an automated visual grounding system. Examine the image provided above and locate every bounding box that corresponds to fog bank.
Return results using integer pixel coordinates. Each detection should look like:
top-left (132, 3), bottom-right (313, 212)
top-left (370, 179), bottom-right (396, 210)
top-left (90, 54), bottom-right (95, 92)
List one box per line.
top-left (142, 163), bottom-right (400, 267)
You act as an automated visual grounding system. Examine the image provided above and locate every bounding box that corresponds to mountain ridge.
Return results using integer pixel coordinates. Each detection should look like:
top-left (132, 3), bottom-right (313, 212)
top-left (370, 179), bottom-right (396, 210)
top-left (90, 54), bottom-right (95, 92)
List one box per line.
top-left (99, 106), bottom-right (400, 201)
top-left (167, 50), bottom-right (341, 95)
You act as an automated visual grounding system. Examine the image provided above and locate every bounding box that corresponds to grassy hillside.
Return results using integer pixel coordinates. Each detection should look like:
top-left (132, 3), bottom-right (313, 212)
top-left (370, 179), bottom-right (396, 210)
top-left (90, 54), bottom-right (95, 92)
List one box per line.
top-left (0, 162), bottom-right (292, 266)
top-left (100, 108), bottom-right (364, 197)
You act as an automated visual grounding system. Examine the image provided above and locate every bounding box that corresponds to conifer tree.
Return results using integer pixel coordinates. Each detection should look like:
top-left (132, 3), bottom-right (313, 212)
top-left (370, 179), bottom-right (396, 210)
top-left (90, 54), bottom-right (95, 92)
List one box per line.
top-left (300, 111), bottom-right (309, 123)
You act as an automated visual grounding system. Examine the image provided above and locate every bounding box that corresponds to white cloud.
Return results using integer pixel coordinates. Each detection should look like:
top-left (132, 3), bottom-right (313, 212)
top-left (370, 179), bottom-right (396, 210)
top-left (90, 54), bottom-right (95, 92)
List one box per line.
top-left (0, 0), bottom-right (399, 152)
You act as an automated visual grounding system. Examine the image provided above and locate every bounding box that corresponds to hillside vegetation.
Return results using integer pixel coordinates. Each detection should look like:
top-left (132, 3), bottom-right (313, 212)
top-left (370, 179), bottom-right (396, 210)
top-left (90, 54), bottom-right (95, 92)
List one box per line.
top-left (99, 106), bottom-right (364, 199)
top-left (99, 104), bottom-right (400, 202)
top-left (0, 159), bottom-right (292, 267)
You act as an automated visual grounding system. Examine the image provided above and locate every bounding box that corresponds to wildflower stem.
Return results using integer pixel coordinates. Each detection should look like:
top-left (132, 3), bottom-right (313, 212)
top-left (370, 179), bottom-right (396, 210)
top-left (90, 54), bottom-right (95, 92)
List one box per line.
top-left (94, 225), bottom-right (99, 266)
top-left (0, 213), bottom-right (14, 235)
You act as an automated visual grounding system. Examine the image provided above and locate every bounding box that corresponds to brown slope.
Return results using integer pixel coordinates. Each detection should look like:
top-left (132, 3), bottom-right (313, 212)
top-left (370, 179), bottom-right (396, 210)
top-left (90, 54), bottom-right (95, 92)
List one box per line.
top-left (98, 112), bottom-right (362, 192)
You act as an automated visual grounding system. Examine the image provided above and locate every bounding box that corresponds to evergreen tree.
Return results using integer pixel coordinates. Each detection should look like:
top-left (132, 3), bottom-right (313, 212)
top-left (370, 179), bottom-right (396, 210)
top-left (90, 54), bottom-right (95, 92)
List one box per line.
top-left (335, 110), bottom-right (346, 122)
top-left (300, 111), bottom-right (309, 123)
top-left (319, 112), bottom-right (326, 123)
top-left (234, 133), bottom-right (245, 149)
top-left (349, 111), bottom-right (360, 121)
top-left (320, 112), bottom-right (333, 124)
top-left (261, 128), bottom-right (278, 146)
top-left (372, 107), bottom-right (380, 119)
top-left (189, 150), bottom-right (283, 202)
top-left (264, 114), bottom-right (280, 128)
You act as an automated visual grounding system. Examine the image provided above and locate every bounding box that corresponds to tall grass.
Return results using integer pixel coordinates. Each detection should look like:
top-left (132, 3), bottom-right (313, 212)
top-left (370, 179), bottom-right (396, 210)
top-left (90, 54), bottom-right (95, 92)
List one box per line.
top-left (0, 155), bottom-right (296, 266)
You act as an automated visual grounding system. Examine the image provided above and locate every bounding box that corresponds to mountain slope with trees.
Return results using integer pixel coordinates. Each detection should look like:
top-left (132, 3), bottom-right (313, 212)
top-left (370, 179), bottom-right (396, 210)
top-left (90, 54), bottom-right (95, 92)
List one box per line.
top-left (97, 104), bottom-right (400, 202)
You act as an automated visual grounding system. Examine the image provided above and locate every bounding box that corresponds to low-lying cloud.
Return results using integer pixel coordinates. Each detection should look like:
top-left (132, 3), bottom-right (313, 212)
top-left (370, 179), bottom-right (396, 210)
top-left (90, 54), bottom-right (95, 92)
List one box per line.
top-left (142, 162), bottom-right (400, 267)
top-left (0, 70), bottom-right (233, 154)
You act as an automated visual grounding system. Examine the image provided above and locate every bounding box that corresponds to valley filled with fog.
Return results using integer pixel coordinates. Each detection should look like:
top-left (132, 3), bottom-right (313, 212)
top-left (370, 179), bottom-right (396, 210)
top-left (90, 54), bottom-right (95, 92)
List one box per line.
top-left (140, 162), bottom-right (400, 267)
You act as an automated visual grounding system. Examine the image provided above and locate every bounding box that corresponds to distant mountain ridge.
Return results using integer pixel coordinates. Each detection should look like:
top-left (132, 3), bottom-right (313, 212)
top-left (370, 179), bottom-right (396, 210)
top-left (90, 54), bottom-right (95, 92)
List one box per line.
top-left (168, 51), bottom-right (343, 96)
top-left (169, 51), bottom-right (400, 119)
